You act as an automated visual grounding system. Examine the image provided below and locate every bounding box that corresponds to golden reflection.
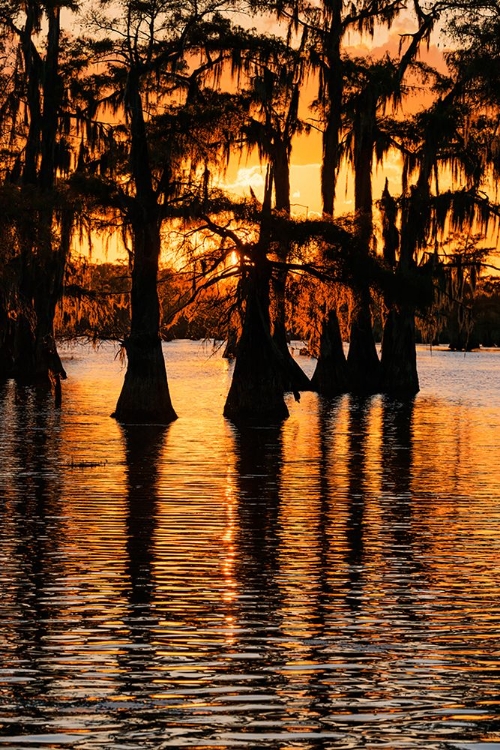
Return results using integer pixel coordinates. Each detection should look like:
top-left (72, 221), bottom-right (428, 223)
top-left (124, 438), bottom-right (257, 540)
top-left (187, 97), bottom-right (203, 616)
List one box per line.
top-left (278, 394), bottom-right (322, 642)
top-left (361, 397), bottom-right (422, 654)
top-left (0, 385), bottom-right (66, 687)
top-left (1, 342), bottom-right (500, 746)
top-left (232, 422), bottom-right (283, 616)
top-left (410, 393), bottom-right (500, 620)
top-left (58, 342), bottom-right (125, 473)
top-left (222, 466), bottom-right (238, 606)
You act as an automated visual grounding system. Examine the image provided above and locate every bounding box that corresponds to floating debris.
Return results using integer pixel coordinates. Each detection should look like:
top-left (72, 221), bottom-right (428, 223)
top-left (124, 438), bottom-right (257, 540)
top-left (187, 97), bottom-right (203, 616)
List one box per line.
top-left (67, 458), bottom-right (108, 469)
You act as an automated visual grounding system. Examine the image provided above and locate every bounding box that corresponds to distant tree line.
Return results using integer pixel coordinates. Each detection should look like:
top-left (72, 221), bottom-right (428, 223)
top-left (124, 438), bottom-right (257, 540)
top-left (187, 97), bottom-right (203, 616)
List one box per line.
top-left (0, 0), bottom-right (499, 422)
top-left (56, 259), bottom-right (500, 348)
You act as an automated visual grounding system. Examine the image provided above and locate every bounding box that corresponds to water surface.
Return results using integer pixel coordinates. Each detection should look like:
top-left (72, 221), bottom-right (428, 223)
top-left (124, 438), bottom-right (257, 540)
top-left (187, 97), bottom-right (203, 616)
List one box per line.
top-left (1, 342), bottom-right (500, 749)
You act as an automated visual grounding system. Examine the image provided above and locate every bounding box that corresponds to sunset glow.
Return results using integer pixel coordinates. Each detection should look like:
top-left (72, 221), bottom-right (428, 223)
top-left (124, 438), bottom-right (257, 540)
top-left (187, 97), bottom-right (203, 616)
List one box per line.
top-left (2, 1), bottom-right (500, 745)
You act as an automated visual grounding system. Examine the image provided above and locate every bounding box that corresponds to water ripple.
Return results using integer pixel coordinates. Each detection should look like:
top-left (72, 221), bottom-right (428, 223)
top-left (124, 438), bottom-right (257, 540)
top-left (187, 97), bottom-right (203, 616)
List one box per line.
top-left (1, 342), bottom-right (500, 748)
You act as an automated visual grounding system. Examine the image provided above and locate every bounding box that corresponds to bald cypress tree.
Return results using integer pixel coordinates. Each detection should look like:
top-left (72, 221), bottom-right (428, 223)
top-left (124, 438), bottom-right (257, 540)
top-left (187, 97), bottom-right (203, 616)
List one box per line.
top-left (242, 35), bottom-right (311, 393)
top-left (84, 0), bottom-right (248, 423)
top-left (0, 1), bottom-right (77, 401)
top-left (271, 0), bottom-right (402, 395)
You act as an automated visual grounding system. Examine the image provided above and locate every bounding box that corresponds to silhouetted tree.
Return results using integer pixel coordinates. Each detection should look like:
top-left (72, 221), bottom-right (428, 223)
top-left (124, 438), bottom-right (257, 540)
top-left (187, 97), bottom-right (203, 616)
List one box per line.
top-left (242, 34), bottom-right (311, 392)
top-left (0, 1), bottom-right (79, 401)
top-left (284, 0), bottom-right (403, 395)
top-left (81, 0), bottom-right (250, 423)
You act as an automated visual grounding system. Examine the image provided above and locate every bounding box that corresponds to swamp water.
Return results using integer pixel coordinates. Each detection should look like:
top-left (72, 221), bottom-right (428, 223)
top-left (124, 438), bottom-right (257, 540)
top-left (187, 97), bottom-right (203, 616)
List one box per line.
top-left (0, 341), bottom-right (500, 749)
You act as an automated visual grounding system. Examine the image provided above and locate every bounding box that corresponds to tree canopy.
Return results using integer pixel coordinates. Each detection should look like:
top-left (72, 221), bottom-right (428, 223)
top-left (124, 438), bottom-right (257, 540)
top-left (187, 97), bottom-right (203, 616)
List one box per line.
top-left (0, 0), bottom-right (499, 420)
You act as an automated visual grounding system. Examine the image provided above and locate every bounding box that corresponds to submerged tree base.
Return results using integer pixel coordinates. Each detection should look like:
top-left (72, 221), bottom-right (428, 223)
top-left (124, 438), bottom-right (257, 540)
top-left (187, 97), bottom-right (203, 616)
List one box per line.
top-left (224, 291), bottom-right (290, 424)
top-left (113, 336), bottom-right (177, 425)
top-left (11, 317), bottom-right (67, 406)
top-left (311, 308), bottom-right (349, 396)
top-left (223, 353), bottom-right (290, 424)
top-left (273, 323), bottom-right (312, 394)
top-left (347, 293), bottom-right (381, 394)
top-left (381, 308), bottom-right (419, 397)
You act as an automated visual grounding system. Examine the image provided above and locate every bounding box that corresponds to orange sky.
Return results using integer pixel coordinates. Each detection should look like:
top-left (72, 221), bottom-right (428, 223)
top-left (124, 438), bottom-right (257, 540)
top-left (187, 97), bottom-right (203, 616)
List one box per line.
top-left (222, 24), bottom-right (448, 218)
top-left (61, 4), bottom-right (499, 267)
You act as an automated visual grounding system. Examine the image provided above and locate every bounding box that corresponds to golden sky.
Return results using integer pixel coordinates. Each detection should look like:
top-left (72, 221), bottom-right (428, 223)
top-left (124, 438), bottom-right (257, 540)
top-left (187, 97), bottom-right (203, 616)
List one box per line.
top-left (220, 11), bottom-right (448, 216)
top-left (61, 3), bottom-right (499, 266)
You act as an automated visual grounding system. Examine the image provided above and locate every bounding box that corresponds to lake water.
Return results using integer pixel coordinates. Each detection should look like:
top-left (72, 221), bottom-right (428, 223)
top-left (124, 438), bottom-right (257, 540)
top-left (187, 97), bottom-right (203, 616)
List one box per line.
top-left (1, 341), bottom-right (500, 750)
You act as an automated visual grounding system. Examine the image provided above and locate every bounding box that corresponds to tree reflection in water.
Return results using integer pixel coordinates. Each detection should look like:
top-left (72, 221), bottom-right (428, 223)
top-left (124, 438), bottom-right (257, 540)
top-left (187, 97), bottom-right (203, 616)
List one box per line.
top-left (345, 395), bottom-right (370, 612)
top-left (120, 424), bottom-right (167, 688)
top-left (0, 342), bottom-right (499, 748)
top-left (231, 423), bottom-right (283, 615)
top-left (122, 425), bottom-right (167, 613)
top-left (380, 396), bottom-right (419, 567)
top-left (1, 385), bottom-right (65, 732)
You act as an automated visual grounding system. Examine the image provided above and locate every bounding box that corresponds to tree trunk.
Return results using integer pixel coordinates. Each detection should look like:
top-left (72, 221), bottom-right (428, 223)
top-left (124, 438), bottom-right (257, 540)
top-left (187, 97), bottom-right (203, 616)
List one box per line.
top-left (322, 117), bottom-right (339, 217)
top-left (273, 141), bottom-right (290, 214)
top-left (346, 105), bottom-right (380, 393)
top-left (311, 307), bottom-right (348, 395)
top-left (353, 115), bottom-right (374, 250)
top-left (380, 185), bottom-right (421, 396)
top-left (271, 142), bottom-right (311, 393)
top-left (222, 327), bottom-right (238, 359)
top-left (33, 281), bottom-right (67, 403)
top-left (0, 293), bottom-right (14, 379)
top-left (321, 0), bottom-right (343, 217)
top-left (347, 288), bottom-right (381, 394)
top-left (12, 7), bottom-right (67, 401)
top-left (114, 68), bottom-right (176, 424)
top-left (36, 203), bottom-right (70, 388)
top-left (12, 312), bottom-right (35, 384)
top-left (113, 217), bottom-right (177, 424)
top-left (271, 268), bottom-right (312, 393)
top-left (40, 7), bottom-right (60, 193)
top-left (21, 2), bottom-right (42, 188)
top-left (224, 264), bottom-right (289, 424)
top-left (347, 290), bottom-right (381, 393)
top-left (114, 335), bottom-right (176, 424)
top-left (380, 306), bottom-right (419, 396)
top-left (13, 195), bottom-right (69, 397)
